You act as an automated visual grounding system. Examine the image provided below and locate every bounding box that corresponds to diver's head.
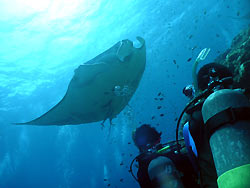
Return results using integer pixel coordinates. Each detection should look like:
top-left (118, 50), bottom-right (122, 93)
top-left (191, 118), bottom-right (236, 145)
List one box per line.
top-left (132, 124), bottom-right (162, 153)
top-left (197, 63), bottom-right (233, 91)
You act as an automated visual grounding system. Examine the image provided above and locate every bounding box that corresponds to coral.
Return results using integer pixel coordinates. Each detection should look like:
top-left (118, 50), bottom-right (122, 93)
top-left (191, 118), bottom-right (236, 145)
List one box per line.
top-left (214, 26), bottom-right (250, 97)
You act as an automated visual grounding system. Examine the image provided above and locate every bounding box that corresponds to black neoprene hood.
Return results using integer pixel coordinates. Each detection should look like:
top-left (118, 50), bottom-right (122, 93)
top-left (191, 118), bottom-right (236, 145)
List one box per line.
top-left (197, 63), bottom-right (233, 91)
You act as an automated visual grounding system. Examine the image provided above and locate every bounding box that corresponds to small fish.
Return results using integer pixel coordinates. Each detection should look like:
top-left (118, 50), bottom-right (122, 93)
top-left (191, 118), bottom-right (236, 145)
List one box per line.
top-left (151, 116), bottom-right (155, 120)
top-left (188, 35), bottom-right (193, 39)
top-left (120, 161), bottom-right (124, 166)
top-left (173, 60), bottom-right (177, 64)
top-left (160, 114), bottom-right (164, 117)
top-left (159, 98), bottom-right (164, 101)
top-left (229, 12), bottom-right (250, 20)
top-left (157, 106), bottom-right (162, 109)
top-left (216, 34), bottom-right (220, 37)
top-left (176, 65), bottom-right (179, 69)
top-left (191, 46), bottom-right (197, 51)
top-left (130, 154), bottom-right (133, 157)
top-left (104, 179), bottom-right (108, 181)
top-left (204, 10), bottom-right (207, 15)
top-left (174, 118), bottom-right (178, 121)
top-left (128, 142), bottom-right (131, 144)
top-left (154, 98), bottom-right (158, 100)
top-left (158, 92), bottom-right (162, 96)
top-left (187, 57), bottom-right (192, 62)
top-left (120, 178), bottom-right (124, 182)
top-left (107, 184), bottom-right (111, 187)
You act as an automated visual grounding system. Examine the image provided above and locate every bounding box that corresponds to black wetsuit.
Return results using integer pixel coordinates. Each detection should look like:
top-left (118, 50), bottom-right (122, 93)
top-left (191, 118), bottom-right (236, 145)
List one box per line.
top-left (187, 103), bottom-right (218, 188)
top-left (136, 148), bottom-right (199, 188)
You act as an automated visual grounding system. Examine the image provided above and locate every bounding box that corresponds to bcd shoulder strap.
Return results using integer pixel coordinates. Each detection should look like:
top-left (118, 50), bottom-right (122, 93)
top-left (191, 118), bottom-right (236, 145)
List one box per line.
top-left (205, 107), bottom-right (250, 139)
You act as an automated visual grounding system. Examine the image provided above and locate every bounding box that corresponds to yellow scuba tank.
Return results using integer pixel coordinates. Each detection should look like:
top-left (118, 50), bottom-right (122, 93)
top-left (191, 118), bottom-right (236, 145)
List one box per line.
top-left (202, 89), bottom-right (250, 188)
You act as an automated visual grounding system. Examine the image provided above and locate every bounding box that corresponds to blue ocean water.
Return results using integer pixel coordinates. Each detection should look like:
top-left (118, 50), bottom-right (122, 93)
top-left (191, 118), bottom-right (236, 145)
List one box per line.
top-left (0, 0), bottom-right (249, 187)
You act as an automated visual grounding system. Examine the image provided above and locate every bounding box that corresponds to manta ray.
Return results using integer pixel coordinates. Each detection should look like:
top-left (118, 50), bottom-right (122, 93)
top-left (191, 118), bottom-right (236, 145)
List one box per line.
top-left (17, 37), bottom-right (146, 126)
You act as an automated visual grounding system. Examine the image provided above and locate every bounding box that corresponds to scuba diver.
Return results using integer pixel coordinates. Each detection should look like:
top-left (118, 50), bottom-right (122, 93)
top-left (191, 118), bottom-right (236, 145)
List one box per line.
top-left (179, 48), bottom-right (250, 188)
top-left (130, 48), bottom-right (250, 188)
top-left (181, 62), bottom-right (233, 188)
top-left (130, 124), bottom-right (199, 188)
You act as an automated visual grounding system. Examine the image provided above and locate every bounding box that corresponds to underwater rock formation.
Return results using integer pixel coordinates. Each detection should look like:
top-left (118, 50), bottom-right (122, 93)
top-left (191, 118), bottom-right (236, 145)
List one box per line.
top-left (215, 26), bottom-right (250, 94)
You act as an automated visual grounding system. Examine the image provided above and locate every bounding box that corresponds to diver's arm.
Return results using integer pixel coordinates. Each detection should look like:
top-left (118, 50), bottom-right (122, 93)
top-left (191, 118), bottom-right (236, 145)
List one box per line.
top-left (148, 156), bottom-right (184, 188)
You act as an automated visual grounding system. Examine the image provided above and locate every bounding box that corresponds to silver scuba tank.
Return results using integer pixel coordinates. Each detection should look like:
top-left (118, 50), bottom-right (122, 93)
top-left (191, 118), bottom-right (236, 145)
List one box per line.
top-left (202, 89), bottom-right (250, 188)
